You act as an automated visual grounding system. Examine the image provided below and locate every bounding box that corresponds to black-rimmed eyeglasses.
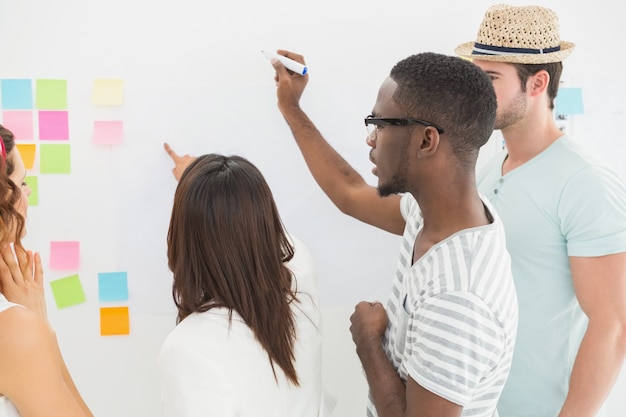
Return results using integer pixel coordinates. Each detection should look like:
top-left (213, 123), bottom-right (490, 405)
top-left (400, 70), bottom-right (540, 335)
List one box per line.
top-left (364, 116), bottom-right (445, 138)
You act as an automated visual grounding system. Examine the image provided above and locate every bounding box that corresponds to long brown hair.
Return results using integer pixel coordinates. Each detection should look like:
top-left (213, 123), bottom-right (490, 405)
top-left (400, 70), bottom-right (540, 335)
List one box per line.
top-left (0, 125), bottom-right (26, 247)
top-left (167, 154), bottom-right (300, 385)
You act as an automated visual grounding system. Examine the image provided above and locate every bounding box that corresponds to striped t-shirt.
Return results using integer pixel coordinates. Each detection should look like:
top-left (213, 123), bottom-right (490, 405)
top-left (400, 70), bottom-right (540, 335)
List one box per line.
top-left (366, 194), bottom-right (518, 417)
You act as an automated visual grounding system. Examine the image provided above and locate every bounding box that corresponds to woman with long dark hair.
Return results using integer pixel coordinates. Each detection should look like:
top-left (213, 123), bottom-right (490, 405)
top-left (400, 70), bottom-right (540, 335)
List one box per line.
top-left (159, 153), bottom-right (323, 417)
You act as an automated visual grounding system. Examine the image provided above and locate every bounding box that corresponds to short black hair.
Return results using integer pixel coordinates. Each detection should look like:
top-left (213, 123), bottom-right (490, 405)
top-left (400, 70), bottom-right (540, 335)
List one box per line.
top-left (390, 52), bottom-right (497, 167)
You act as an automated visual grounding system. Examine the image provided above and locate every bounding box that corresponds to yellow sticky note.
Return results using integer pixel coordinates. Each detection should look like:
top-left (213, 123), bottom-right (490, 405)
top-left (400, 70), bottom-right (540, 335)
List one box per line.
top-left (92, 79), bottom-right (124, 106)
top-left (16, 144), bottom-right (36, 169)
top-left (100, 306), bottom-right (130, 336)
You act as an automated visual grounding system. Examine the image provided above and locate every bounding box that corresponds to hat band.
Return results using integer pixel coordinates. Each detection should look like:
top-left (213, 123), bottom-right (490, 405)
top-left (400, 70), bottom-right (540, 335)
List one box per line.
top-left (472, 42), bottom-right (561, 56)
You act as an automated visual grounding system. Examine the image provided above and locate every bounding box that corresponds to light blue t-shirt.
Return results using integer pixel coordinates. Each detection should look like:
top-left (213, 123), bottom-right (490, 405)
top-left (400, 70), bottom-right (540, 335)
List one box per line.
top-left (478, 135), bottom-right (626, 417)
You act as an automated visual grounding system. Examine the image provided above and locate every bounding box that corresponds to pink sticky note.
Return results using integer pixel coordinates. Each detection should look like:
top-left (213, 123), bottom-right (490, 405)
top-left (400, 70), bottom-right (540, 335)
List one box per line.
top-left (2, 111), bottom-right (34, 140)
top-left (93, 120), bottom-right (123, 144)
top-left (49, 241), bottom-right (80, 270)
top-left (38, 111), bottom-right (69, 140)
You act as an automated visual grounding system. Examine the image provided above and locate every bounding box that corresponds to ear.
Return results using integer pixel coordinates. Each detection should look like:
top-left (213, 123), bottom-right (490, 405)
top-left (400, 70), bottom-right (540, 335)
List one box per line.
top-left (528, 70), bottom-right (550, 97)
top-left (415, 127), bottom-right (440, 159)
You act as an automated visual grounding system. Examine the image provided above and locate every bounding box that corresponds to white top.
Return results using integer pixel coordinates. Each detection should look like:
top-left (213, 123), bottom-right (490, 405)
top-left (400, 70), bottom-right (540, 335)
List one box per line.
top-left (158, 236), bottom-right (324, 417)
top-left (366, 194), bottom-right (518, 417)
top-left (0, 294), bottom-right (23, 417)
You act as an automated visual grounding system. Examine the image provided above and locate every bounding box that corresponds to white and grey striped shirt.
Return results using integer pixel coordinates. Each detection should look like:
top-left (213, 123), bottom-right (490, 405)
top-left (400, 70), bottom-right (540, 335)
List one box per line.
top-left (366, 194), bottom-right (518, 417)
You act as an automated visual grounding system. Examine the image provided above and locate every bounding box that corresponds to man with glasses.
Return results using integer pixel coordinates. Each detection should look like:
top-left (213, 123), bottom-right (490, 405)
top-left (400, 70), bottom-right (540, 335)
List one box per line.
top-left (270, 51), bottom-right (518, 417)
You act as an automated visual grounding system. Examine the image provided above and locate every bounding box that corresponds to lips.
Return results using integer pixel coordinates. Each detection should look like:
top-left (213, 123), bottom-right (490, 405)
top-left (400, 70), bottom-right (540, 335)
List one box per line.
top-left (369, 150), bottom-right (378, 176)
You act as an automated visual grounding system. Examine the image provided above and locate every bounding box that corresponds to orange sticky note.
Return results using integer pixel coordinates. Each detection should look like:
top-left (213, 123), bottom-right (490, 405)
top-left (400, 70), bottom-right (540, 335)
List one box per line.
top-left (16, 144), bottom-right (36, 169)
top-left (100, 306), bottom-right (130, 336)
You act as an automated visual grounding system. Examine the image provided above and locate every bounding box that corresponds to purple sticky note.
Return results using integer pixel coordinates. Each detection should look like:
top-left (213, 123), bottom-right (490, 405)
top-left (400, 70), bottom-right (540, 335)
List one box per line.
top-left (49, 241), bottom-right (80, 270)
top-left (38, 111), bottom-right (69, 140)
top-left (93, 120), bottom-right (124, 144)
top-left (1, 111), bottom-right (34, 140)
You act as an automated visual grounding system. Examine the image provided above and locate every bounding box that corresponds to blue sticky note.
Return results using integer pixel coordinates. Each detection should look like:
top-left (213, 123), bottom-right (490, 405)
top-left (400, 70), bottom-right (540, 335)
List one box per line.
top-left (555, 87), bottom-right (584, 116)
top-left (1, 79), bottom-right (33, 109)
top-left (98, 271), bottom-right (129, 302)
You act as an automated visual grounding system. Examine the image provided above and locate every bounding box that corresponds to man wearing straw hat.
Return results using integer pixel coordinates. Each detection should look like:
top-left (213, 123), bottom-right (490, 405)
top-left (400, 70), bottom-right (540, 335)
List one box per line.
top-left (455, 5), bottom-right (626, 417)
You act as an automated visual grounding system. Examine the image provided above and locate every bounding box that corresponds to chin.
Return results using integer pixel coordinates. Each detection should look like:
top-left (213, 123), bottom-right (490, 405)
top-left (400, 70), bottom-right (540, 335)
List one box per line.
top-left (377, 184), bottom-right (396, 198)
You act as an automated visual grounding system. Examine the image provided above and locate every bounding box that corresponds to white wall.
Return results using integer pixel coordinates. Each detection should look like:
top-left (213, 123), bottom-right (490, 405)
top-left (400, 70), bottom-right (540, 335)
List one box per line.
top-left (1, 0), bottom-right (625, 416)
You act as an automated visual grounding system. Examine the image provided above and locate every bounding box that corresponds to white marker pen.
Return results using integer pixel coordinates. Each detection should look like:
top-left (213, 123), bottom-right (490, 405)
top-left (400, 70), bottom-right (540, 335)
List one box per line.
top-left (261, 50), bottom-right (308, 76)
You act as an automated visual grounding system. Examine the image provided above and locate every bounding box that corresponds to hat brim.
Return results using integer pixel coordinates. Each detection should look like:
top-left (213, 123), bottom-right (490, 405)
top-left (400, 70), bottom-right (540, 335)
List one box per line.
top-left (455, 41), bottom-right (575, 64)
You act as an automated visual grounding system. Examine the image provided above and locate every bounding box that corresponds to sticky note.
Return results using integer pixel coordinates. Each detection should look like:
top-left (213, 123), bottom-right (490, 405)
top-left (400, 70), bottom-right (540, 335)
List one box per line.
top-left (1, 111), bottom-right (34, 140)
top-left (98, 272), bottom-right (129, 302)
top-left (38, 111), bottom-right (69, 140)
top-left (93, 79), bottom-right (124, 106)
top-left (25, 175), bottom-right (38, 206)
top-left (16, 144), bottom-right (36, 169)
top-left (555, 87), bottom-right (584, 116)
top-left (93, 120), bottom-right (124, 144)
top-left (39, 144), bottom-right (70, 174)
top-left (49, 240), bottom-right (80, 270)
top-left (100, 306), bottom-right (130, 336)
top-left (50, 274), bottom-right (86, 308)
top-left (35, 79), bottom-right (67, 109)
top-left (1, 79), bottom-right (33, 109)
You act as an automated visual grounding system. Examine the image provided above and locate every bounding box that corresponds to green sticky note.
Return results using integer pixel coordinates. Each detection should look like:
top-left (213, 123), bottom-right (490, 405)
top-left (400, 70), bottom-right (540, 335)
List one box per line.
top-left (50, 274), bottom-right (86, 308)
top-left (35, 79), bottom-right (67, 109)
top-left (25, 175), bottom-right (38, 206)
top-left (40, 144), bottom-right (70, 174)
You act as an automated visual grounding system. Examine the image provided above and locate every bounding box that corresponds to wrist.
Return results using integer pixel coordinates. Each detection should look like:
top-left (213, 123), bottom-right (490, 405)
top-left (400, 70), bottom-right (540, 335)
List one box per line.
top-left (355, 335), bottom-right (385, 361)
top-left (279, 102), bottom-right (304, 117)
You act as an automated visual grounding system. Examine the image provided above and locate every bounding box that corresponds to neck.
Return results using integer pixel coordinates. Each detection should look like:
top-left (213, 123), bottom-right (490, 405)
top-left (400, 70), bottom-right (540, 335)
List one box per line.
top-left (411, 183), bottom-right (489, 262)
top-left (410, 179), bottom-right (489, 243)
top-left (500, 109), bottom-right (564, 174)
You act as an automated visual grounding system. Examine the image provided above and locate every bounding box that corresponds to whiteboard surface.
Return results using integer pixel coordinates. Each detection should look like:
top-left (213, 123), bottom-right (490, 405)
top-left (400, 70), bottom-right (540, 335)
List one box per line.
top-left (1, 0), bottom-right (625, 416)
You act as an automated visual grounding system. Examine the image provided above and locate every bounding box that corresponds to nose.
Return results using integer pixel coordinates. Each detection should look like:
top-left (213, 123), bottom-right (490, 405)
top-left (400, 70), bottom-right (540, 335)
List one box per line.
top-left (25, 184), bottom-right (32, 197)
top-left (366, 131), bottom-right (376, 148)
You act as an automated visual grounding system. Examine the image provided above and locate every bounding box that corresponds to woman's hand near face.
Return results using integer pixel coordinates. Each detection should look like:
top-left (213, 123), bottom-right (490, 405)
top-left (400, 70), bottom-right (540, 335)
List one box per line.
top-left (0, 244), bottom-right (47, 320)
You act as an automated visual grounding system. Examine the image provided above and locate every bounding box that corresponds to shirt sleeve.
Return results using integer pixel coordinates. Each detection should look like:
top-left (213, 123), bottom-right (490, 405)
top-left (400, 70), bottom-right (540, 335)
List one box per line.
top-left (403, 291), bottom-right (506, 406)
top-left (559, 165), bottom-right (626, 256)
top-left (400, 193), bottom-right (419, 222)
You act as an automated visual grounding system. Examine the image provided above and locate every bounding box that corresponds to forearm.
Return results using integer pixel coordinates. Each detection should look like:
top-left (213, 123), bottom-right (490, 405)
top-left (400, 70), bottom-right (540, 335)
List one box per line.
top-left (279, 105), bottom-right (369, 210)
top-left (558, 320), bottom-right (626, 417)
top-left (357, 339), bottom-right (407, 417)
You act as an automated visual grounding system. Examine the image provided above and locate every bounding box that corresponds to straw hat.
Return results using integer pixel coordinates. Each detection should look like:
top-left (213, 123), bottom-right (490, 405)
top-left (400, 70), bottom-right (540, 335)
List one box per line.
top-left (455, 4), bottom-right (575, 64)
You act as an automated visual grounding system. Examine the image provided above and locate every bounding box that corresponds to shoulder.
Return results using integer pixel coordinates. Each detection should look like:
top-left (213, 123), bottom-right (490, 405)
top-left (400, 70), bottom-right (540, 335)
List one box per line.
top-left (161, 310), bottom-right (232, 349)
top-left (0, 306), bottom-right (52, 351)
top-left (285, 235), bottom-right (320, 295)
top-left (550, 136), bottom-right (621, 180)
top-left (160, 309), bottom-right (256, 361)
top-left (399, 193), bottom-right (420, 220)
